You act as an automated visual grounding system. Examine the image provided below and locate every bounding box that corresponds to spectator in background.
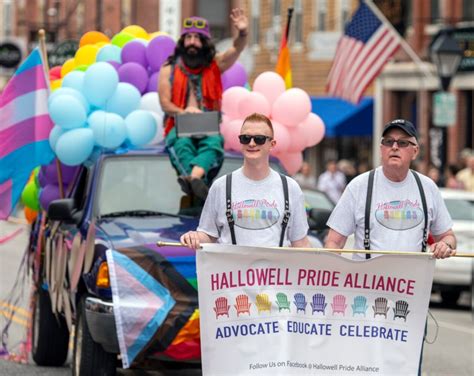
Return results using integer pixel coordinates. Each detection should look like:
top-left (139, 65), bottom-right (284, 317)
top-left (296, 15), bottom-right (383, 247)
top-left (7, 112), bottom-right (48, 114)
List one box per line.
top-left (337, 159), bottom-right (357, 183)
top-left (427, 165), bottom-right (443, 187)
top-left (293, 161), bottom-right (317, 190)
top-left (456, 155), bottom-right (474, 191)
top-left (445, 164), bottom-right (464, 190)
top-left (357, 161), bottom-right (370, 175)
top-left (317, 159), bottom-right (346, 203)
top-left (413, 160), bottom-right (428, 175)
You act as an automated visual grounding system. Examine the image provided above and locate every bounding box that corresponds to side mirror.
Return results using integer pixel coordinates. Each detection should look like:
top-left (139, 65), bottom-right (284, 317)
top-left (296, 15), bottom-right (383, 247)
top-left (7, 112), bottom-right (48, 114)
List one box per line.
top-left (308, 208), bottom-right (332, 231)
top-left (47, 198), bottom-right (79, 223)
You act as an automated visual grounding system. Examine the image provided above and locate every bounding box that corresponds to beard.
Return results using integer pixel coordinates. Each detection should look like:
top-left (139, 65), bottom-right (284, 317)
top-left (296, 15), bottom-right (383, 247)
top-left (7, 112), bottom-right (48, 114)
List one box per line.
top-left (182, 45), bottom-right (212, 69)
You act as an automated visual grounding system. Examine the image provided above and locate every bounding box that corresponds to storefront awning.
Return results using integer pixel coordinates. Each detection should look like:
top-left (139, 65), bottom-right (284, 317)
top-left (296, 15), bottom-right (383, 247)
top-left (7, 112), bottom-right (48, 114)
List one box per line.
top-left (311, 97), bottom-right (373, 137)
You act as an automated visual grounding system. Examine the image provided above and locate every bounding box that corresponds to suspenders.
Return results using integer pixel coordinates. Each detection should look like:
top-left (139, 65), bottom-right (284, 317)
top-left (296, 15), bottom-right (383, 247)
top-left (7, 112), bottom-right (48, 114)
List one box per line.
top-left (364, 169), bottom-right (428, 259)
top-left (225, 173), bottom-right (290, 247)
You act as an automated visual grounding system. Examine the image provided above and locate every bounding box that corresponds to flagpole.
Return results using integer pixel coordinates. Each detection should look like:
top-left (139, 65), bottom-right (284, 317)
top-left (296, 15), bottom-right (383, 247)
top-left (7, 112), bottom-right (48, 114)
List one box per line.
top-left (364, 0), bottom-right (435, 81)
top-left (38, 30), bottom-right (64, 199)
top-left (283, 7), bottom-right (293, 44)
top-left (156, 241), bottom-right (473, 258)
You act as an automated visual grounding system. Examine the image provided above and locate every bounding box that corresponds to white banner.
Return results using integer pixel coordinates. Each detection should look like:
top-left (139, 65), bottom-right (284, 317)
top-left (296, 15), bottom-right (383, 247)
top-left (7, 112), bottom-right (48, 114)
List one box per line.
top-left (197, 245), bottom-right (435, 376)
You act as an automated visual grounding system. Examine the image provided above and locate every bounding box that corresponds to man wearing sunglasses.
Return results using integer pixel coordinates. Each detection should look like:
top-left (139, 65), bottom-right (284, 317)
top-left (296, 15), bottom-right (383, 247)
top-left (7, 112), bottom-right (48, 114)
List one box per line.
top-left (325, 118), bottom-right (456, 260)
top-left (180, 113), bottom-right (311, 250)
top-left (159, 9), bottom-right (248, 200)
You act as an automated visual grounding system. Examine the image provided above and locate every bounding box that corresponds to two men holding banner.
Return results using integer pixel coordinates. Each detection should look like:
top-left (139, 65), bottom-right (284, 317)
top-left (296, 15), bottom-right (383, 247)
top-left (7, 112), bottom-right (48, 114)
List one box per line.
top-left (180, 113), bottom-right (311, 249)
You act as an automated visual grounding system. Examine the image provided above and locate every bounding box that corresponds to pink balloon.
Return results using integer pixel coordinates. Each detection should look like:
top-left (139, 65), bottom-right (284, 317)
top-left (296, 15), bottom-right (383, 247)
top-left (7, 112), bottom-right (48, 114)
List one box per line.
top-left (222, 87), bottom-right (249, 119)
top-left (277, 152), bottom-right (303, 175)
top-left (272, 88), bottom-right (312, 127)
top-left (270, 121), bottom-right (290, 154)
top-left (224, 119), bottom-right (243, 152)
top-left (237, 92), bottom-right (271, 119)
top-left (288, 122), bottom-right (309, 152)
top-left (252, 71), bottom-right (286, 106)
top-left (301, 113), bottom-right (326, 147)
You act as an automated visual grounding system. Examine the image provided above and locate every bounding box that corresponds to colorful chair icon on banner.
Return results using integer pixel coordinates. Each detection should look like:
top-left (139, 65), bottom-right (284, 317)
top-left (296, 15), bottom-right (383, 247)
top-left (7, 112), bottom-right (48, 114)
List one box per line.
top-left (373, 297), bottom-right (390, 318)
top-left (234, 294), bottom-right (251, 316)
top-left (351, 296), bottom-right (368, 317)
top-left (293, 293), bottom-right (307, 313)
top-left (331, 294), bottom-right (347, 315)
top-left (393, 300), bottom-right (410, 321)
top-left (213, 297), bottom-right (230, 319)
top-left (310, 293), bottom-right (327, 315)
top-left (276, 292), bottom-right (291, 312)
top-left (256, 293), bottom-right (271, 314)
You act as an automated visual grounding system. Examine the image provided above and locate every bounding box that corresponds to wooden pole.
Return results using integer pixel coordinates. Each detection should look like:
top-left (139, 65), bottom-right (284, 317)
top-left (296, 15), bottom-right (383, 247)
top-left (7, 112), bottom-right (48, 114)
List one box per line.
top-left (156, 241), bottom-right (473, 258)
top-left (38, 29), bottom-right (64, 199)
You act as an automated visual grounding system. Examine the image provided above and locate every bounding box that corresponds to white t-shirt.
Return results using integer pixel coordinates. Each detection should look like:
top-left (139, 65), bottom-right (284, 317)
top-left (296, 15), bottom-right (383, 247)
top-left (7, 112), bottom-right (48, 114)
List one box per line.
top-left (327, 167), bottom-right (453, 260)
top-left (198, 168), bottom-right (309, 246)
top-left (317, 170), bottom-right (346, 203)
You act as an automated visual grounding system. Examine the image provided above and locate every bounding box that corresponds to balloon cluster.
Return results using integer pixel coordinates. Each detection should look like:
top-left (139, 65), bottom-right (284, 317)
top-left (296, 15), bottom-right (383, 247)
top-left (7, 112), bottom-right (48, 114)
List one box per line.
top-left (220, 72), bottom-right (325, 175)
top-left (47, 26), bottom-right (174, 166)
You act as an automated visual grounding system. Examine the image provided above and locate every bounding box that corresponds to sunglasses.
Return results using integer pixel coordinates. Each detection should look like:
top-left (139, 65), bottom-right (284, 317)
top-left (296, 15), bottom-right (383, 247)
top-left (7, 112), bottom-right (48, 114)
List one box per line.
top-left (238, 134), bottom-right (273, 145)
top-left (381, 137), bottom-right (417, 148)
top-left (183, 18), bottom-right (208, 29)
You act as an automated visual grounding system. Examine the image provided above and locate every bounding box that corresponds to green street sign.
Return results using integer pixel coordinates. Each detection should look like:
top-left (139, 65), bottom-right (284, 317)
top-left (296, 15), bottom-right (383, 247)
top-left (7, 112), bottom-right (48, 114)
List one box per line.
top-left (433, 91), bottom-right (456, 127)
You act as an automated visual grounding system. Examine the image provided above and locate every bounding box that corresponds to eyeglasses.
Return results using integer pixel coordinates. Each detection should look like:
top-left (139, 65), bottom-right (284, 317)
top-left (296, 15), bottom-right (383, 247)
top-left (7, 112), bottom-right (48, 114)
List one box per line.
top-left (183, 18), bottom-right (208, 29)
top-left (238, 134), bottom-right (273, 145)
top-left (381, 137), bottom-right (417, 148)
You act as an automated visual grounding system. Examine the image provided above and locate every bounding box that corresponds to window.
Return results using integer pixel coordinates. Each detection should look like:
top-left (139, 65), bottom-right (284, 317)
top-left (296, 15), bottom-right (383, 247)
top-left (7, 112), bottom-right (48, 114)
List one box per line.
top-left (2, 0), bottom-right (13, 36)
top-left (251, 0), bottom-right (261, 46)
top-left (315, 0), bottom-right (327, 31)
top-left (197, 0), bottom-right (230, 40)
top-left (430, 0), bottom-right (440, 23)
top-left (463, 0), bottom-right (474, 22)
top-left (294, 0), bottom-right (303, 44)
top-left (340, 0), bottom-right (351, 30)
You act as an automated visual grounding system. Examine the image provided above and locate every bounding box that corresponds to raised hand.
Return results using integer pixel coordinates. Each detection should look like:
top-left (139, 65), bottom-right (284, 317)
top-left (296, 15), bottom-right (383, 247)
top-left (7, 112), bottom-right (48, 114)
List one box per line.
top-left (230, 8), bottom-right (248, 33)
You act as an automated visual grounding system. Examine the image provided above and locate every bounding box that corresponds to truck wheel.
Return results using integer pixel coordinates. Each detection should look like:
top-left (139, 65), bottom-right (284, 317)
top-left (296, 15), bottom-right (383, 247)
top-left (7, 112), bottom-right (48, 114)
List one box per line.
top-left (31, 287), bottom-right (69, 366)
top-left (440, 291), bottom-right (460, 306)
top-left (73, 296), bottom-right (117, 376)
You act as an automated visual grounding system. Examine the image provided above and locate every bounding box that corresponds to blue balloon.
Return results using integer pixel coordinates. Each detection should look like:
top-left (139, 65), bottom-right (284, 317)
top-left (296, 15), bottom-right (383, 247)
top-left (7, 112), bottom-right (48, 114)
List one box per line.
top-left (96, 44), bottom-right (122, 63)
top-left (89, 110), bottom-right (127, 149)
top-left (49, 125), bottom-right (65, 151)
top-left (83, 62), bottom-right (119, 107)
top-left (105, 82), bottom-right (140, 117)
top-left (48, 87), bottom-right (90, 113)
top-left (49, 95), bottom-right (87, 129)
top-left (125, 110), bottom-right (157, 146)
top-left (62, 71), bottom-right (85, 92)
top-left (55, 128), bottom-right (94, 166)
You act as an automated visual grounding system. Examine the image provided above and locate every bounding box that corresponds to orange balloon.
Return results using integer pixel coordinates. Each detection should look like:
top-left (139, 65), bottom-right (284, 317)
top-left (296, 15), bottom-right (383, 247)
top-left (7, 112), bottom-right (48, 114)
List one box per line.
top-left (24, 207), bottom-right (38, 224)
top-left (80, 31), bottom-right (110, 47)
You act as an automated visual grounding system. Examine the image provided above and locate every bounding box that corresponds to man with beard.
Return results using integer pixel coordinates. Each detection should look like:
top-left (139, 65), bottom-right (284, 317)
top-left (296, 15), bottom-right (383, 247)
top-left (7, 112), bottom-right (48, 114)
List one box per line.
top-left (159, 9), bottom-right (248, 200)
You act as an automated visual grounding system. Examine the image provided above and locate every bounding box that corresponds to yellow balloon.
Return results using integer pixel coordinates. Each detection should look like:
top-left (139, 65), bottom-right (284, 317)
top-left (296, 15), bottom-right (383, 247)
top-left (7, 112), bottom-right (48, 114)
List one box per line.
top-left (149, 31), bottom-right (170, 40)
top-left (60, 58), bottom-right (75, 78)
top-left (75, 45), bottom-right (99, 66)
top-left (122, 25), bottom-right (149, 40)
top-left (95, 41), bottom-right (109, 48)
top-left (51, 79), bottom-right (62, 91)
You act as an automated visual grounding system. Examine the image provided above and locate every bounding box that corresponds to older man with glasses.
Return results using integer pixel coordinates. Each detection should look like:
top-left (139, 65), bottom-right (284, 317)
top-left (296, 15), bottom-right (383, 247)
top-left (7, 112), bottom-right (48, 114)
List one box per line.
top-left (324, 118), bottom-right (457, 375)
top-left (180, 113), bottom-right (311, 250)
top-left (159, 9), bottom-right (248, 200)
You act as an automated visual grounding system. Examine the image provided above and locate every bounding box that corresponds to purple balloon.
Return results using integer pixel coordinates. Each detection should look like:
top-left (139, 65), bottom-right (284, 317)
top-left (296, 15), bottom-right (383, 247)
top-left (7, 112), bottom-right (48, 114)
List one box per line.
top-left (39, 162), bottom-right (78, 187)
top-left (106, 60), bottom-right (121, 71)
top-left (121, 41), bottom-right (148, 67)
top-left (118, 62), bottom-right (149, 94)
top-left (146, 36), bottom-right (176, 72)
top-left (147, 71), bottom-right (159, 93)
top-left (39, 184), bottom-right (67, 210)
top-left (221, 62), bottom-right (247, 90)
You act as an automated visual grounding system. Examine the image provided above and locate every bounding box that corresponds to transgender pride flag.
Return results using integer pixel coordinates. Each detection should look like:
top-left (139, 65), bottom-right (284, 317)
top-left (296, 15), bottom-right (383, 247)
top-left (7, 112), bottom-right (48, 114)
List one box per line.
top-left (0, 48), bottom-right (55, 219)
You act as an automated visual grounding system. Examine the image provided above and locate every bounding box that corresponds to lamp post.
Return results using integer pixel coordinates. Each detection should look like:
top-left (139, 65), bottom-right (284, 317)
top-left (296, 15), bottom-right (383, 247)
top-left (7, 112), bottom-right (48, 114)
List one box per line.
top-left (429, 29), bottom-right (463, 182)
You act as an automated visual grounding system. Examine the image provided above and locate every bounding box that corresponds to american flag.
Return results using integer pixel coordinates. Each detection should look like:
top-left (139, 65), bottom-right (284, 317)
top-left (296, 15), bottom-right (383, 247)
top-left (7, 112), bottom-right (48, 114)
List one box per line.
top-left (327, 1), bottom-right (400, 103)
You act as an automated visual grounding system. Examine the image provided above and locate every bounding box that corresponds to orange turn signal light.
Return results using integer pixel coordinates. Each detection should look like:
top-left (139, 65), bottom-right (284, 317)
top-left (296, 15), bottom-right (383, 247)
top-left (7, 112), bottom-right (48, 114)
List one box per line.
top-left (96, 262), bottom-right (110, 288)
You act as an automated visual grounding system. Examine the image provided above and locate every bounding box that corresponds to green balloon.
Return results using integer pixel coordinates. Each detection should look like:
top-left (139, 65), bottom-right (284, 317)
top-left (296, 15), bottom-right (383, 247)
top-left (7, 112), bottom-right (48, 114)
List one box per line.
top-left (21, 181), bottom-right (40, 211)
top-left (33, 166), bottom-right (41, 187)
top-left (74, 64), bottom-right (89, 72)
top-left (111, 32), bottom-right (134, 48)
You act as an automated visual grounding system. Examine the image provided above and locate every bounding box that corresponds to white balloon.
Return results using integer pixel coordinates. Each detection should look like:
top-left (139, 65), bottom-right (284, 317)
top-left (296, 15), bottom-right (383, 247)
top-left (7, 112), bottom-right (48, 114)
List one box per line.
top-left (139, 92), bottom-right (164, 117)
top-left (147, 112), bottom-right (164, 145)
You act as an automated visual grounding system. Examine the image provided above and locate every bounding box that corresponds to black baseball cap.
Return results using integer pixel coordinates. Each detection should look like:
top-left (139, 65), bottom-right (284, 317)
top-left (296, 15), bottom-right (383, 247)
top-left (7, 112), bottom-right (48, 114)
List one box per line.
top-left (382, 119), bottom-right (418, 140)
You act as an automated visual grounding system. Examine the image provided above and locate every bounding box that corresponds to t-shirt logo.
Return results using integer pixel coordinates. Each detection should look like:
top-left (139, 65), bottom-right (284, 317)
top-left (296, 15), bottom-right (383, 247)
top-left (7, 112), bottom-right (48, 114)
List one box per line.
top-left (232, 199), bottom-right (280, 230)
top-left (375, 200), bottom-right (423, 230)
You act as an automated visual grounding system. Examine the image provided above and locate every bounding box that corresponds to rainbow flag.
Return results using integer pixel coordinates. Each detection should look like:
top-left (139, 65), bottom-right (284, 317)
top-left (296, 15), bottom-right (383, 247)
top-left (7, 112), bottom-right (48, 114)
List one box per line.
top-left (275, 9), bottom-right (293, 88)
top-left (0, 48), bottom-right (54, 219)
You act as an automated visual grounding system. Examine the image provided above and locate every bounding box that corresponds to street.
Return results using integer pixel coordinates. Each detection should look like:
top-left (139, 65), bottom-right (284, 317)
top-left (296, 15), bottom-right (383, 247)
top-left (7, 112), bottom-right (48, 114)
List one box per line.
top-left (1, 219), bottom-right (472, 375)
